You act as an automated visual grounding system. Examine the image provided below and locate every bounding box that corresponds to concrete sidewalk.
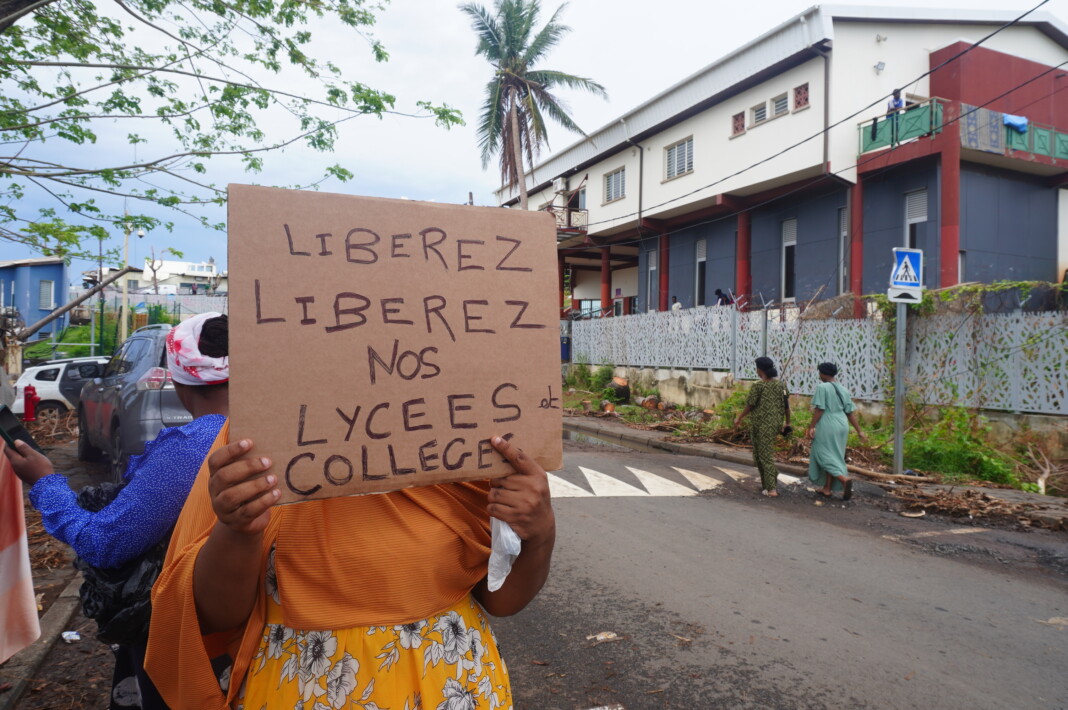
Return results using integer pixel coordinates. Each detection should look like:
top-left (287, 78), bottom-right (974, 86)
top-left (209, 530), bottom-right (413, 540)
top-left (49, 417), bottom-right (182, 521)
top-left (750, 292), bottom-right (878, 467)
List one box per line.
top-left (564, 415), bottom-right (1068, 530)
top-left (0, 574), bottom-right (83, 710)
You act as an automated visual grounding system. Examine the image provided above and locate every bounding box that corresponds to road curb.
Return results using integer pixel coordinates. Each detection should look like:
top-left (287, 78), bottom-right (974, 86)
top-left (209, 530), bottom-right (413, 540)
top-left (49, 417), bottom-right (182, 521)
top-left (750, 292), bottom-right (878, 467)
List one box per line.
top-left (565, 418), bottom-right (810, 477)
top-left (0, 573), bottom-right (83, 710)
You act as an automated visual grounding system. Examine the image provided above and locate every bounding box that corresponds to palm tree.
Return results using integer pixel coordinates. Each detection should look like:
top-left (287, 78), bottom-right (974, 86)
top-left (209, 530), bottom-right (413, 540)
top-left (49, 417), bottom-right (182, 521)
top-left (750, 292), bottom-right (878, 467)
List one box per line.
top-left (460, 0), bottom-right (606, 210)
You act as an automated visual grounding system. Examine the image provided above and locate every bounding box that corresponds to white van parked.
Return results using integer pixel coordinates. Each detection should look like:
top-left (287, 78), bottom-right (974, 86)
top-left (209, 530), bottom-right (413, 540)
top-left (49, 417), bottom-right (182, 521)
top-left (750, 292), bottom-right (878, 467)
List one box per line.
top-left (12, 357), bottom-right (109, 419)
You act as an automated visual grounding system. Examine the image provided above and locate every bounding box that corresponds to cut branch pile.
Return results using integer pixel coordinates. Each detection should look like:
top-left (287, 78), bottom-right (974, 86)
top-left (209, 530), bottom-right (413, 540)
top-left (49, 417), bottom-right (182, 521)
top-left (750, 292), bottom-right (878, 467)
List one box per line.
top-left (890, 487), bottom-right (1040, 525)
top-left (25, 500), bottom-right (69, 571)
top-left (25, 411), bottom-right (79, 447)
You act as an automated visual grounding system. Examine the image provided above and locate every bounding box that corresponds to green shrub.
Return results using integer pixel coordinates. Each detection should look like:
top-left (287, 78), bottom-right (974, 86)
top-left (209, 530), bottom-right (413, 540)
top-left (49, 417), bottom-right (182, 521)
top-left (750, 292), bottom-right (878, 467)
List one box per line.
top-left (903, 407), bottom-right (1016, 484)
top-left (590, 365), bottom-right (615, 392)
top-left (570, 363), bottom-right (591, 390)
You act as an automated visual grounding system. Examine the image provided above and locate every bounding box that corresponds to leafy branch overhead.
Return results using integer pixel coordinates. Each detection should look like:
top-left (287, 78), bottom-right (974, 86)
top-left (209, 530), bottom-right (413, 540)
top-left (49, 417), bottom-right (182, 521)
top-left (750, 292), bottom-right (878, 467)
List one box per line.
top-left (0, 0), bottom-right (463, 259)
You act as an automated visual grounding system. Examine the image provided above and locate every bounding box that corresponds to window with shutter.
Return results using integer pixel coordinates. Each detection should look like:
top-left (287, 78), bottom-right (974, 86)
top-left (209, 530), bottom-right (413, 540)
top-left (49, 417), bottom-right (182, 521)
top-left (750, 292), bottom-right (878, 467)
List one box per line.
top-left (38, 279), bottom-right (54, 310)
top-left (665, 137), bottom-right (694, 179)
top-left (773, 94), bottom-right (789, 116)
top-left (604, 168), bottom-right (625, 202)
top-left (752, 103), bottom-right (767, 124)
top-left (781, 219), bottom-right (797, 301)
top-left (905, 189), bottom-right (927, 249)
top-left (695, 239), bottom-right (707, 306)
top-left (838, 207), bottom-right (849, 295)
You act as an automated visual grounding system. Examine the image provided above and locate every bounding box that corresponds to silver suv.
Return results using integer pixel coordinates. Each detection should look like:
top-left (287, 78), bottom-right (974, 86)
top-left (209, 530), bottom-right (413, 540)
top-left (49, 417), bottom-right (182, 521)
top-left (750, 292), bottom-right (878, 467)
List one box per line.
top-left (78, 324), bottom-right (192, 480)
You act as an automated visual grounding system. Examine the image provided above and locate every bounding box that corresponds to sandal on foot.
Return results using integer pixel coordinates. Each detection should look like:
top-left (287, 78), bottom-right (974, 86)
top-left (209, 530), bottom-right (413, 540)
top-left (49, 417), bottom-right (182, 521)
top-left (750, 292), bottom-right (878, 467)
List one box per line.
top-left (761, 489), bottom-right (779, 497)
top-left (842, 479), bottom-right (853, 501)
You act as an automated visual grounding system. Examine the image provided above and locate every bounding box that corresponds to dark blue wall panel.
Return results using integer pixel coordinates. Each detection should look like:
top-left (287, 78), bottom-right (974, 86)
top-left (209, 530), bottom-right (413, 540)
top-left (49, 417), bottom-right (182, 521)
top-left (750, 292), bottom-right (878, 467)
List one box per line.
top-left (960, 162), bottom-right (1058, 282)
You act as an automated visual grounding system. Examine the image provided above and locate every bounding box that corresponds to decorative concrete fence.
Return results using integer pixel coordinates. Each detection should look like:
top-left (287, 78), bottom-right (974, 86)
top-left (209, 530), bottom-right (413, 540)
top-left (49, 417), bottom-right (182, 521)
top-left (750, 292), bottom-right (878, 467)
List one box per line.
top-left (570, 306), bottom-right (1068, 416)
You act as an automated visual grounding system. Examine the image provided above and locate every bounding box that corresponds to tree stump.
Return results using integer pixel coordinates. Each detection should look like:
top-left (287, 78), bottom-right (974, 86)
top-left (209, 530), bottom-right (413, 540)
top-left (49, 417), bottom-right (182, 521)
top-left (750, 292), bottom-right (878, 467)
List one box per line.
top-left (605, 376), bottom-right (630, 404)
top-left (639, 395), bottom-right (660, 410)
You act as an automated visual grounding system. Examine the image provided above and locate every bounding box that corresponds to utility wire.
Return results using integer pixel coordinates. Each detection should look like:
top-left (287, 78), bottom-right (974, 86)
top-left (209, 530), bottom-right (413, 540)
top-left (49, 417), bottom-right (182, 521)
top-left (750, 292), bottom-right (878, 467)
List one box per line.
top-left (565, 0), bottom-right (1050, 231)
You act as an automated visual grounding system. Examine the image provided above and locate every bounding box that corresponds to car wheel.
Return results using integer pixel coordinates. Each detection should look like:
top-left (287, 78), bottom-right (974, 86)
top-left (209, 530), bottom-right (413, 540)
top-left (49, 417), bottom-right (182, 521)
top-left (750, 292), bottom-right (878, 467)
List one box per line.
top-left (34, 401), bottom-right (67, 426)
top-left (77, 409), bottom-right (103, 462)
top-left (109, 424), bottom-right (129, 483)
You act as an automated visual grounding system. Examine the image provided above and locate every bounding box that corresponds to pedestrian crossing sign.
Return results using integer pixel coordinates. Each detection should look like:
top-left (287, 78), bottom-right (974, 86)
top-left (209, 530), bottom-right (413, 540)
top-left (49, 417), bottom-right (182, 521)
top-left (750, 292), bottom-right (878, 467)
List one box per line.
top-left (888, 248), bottom-right (923, 303)
top-left (891, 248), bottom-right (922, 287)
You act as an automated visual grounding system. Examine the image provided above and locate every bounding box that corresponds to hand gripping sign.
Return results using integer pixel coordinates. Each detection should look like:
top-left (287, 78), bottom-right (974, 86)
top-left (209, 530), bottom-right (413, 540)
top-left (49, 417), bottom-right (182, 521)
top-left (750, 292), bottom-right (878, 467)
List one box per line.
top-left (228, 185), bottom-right (563, 504)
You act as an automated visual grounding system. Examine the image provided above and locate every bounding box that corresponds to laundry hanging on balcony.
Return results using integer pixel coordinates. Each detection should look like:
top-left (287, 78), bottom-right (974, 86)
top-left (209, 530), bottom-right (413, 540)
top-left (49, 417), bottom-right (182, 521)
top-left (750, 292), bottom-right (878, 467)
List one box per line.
top-left (1003, 114), bottom-right (1029, 133)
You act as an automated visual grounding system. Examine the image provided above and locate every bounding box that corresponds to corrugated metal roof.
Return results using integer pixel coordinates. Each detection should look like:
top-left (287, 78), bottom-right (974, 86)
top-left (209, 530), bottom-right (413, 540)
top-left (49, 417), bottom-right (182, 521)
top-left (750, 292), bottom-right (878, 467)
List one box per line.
top-left (0, 257), bottom-right (64, 268)
top-left (500, 4), bottom-right (1068, 202)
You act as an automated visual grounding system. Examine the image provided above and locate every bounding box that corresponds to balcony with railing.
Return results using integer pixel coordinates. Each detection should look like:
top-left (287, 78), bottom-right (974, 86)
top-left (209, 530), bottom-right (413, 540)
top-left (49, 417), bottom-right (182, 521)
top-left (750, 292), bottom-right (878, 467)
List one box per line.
top-left (858, 97), bottom-right (945, 153)
top-left (858, 97), bottom-right (1068, 164)
top-left (544, 204), bottom-right (588, 238)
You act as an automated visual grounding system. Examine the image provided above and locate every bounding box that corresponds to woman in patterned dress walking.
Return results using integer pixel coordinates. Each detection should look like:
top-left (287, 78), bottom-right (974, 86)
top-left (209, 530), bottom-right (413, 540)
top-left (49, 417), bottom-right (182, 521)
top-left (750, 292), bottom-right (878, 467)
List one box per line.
top-left (735, 357), bottom-right (792, 497)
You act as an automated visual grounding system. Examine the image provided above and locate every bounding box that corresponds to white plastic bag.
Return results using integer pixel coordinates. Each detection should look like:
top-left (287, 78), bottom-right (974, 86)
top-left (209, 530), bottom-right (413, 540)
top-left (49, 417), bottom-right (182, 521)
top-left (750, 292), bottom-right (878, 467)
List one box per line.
top-left (487, 517), bottom-right (522, 592)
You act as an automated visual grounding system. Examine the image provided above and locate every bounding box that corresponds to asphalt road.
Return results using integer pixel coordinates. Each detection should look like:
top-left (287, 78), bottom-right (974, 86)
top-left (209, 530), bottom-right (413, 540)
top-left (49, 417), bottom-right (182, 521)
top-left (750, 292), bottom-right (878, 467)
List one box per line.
top-left (490, 439), bottom-right (1068, 710)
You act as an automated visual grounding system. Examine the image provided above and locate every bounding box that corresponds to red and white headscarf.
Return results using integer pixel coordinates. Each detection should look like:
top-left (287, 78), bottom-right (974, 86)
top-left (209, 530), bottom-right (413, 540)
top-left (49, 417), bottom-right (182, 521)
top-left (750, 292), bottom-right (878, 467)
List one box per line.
top-left (166, 311), bottom-right (229, 386)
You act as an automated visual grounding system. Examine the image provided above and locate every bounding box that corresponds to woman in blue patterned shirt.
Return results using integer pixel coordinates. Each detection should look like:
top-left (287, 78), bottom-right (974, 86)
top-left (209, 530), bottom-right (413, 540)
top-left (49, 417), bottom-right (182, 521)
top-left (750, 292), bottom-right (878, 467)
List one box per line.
top-left (4, 312), bottom-right (229, 709)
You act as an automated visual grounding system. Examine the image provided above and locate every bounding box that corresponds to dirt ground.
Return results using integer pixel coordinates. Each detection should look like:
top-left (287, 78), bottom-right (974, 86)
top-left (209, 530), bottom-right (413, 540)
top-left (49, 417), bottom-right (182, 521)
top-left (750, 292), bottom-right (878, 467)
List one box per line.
top-left (6, 432), bottom-right (114, 710)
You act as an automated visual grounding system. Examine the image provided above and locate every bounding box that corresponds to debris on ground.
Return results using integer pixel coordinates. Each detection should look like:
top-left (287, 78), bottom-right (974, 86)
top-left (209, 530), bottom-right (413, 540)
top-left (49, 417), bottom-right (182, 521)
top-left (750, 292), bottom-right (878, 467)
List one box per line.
top-left (890, 487), bottom-right (1054, 528)
top-left (24, 411), bottom-right (79, 448)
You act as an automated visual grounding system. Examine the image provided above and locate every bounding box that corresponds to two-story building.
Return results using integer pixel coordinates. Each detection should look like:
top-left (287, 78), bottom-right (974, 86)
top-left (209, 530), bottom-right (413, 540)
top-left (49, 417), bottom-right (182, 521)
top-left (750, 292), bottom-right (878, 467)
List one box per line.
top-left (0, 257), bottom-right (69, 338)
top-left (90, 257), bottom-right (228, 295)
top-left (501, 5), bottom-right (1068, 315)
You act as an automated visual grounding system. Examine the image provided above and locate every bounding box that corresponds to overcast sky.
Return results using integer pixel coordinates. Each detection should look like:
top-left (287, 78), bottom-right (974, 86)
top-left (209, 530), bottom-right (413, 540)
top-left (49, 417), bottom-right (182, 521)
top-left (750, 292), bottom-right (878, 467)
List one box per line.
top-left (7, 0), bottom-right (1063, 278)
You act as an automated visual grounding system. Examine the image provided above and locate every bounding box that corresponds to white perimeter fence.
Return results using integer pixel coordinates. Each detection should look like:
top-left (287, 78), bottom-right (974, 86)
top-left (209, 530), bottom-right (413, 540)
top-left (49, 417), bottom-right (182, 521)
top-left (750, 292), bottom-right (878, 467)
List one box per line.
top-left (569, 307), bottom-right (1068, 416)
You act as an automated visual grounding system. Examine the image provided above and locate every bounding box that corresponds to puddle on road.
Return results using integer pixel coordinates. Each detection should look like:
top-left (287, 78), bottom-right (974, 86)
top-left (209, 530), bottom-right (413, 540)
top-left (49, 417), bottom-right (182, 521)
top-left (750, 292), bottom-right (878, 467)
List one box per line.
top-left (562, 424), bottom-right (660, 454)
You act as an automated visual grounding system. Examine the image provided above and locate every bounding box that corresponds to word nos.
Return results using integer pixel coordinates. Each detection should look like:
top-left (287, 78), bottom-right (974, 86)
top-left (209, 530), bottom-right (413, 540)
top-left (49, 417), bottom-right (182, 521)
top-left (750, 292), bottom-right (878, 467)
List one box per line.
top-left (254, 226), bottom-right (545, 338)
top-left (283, 384), bottom-right (524, 496)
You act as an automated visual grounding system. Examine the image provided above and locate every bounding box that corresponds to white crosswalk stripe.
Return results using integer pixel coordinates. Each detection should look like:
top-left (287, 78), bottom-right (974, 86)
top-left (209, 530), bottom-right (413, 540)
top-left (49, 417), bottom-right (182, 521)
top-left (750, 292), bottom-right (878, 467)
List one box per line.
top-left (672, 466), bottom-right (724, 491)
top-left (625, 467), bottom-right (698, 496)
top-left (580, 466), bottom-right (649, 496)
top-left (548, 461), bottom-right (781, 498)
top-left (547, 473), bottom-right (594, 498)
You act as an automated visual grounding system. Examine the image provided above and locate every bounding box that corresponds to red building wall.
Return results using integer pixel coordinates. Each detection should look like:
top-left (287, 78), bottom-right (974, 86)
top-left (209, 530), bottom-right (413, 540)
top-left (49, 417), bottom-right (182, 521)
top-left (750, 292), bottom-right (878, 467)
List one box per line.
top-left (929, 42), bottom-right (1068, 131)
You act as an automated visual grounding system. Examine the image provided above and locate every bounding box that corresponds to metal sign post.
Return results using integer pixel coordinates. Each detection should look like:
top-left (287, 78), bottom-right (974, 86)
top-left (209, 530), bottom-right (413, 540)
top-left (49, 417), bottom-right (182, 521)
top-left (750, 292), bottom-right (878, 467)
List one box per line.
top-left (888, 248), bottom-right (924, 476)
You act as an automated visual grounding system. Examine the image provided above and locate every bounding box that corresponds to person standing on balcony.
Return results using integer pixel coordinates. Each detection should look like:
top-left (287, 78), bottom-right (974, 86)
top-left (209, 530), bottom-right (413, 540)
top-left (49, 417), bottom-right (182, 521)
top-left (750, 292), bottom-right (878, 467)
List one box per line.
top-left (714, 289), bottom-right (734, 306)
top-left (671, 296), bottom-right (682, 311)
top-left (887, 89), bottom-right (905, 142)
top-left (734, 357), bottom-right (791, 497)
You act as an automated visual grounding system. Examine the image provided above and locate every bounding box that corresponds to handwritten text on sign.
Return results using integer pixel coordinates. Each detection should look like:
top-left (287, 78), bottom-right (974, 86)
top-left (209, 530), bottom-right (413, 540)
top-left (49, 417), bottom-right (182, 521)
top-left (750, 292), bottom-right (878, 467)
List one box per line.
top-left (228, 186), bottom-right (563, 504)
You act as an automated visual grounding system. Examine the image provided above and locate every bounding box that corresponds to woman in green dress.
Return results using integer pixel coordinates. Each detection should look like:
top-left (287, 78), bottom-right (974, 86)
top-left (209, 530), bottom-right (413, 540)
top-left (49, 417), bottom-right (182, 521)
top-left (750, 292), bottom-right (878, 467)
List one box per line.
top-left (807, 362), bottom-right (868, 500)
top-left (735, 357), bottom-right (792, 497)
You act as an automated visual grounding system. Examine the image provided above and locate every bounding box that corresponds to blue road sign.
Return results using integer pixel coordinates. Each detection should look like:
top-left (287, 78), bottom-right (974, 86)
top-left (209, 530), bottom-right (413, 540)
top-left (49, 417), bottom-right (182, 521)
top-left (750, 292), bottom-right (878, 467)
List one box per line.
top-left (891, 248), bottom-right (923, 288)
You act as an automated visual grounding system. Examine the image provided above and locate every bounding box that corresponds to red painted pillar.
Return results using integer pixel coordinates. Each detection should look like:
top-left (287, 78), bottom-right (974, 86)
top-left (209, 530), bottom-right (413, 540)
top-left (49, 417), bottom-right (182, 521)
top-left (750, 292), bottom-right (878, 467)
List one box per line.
top-left (940, 113), bottom-right (961, 287)
top-left (735, 211), bottom-right (751, 303)
top-left (600, 247), bottom-right (611, 314)
top-left (850, 179), bottom-right (865, 317)
top-left (658, 231), bottom-right (670, 311)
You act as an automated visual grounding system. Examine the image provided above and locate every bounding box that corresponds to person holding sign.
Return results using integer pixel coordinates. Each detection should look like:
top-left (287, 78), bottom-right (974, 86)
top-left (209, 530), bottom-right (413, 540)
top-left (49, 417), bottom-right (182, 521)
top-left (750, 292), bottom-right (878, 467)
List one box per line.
top-left (146, 430), bottom-right (554, 709)
top-left (3, 312), bottom-right (230, 710)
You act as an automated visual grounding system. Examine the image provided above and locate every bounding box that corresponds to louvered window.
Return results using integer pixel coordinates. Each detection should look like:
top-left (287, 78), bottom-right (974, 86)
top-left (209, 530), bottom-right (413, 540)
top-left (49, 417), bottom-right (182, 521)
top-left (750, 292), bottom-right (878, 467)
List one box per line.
top-left (695, 239), bottom-right (707, 306)
top-left (773, 93), bottom-right (789, 116)
top-left (647, 247), bottom-right (658, 311)
top-left (838, 207), bottom-right (849, 295)
top-left (666, 137), bottom-right (693, 179)
top-left (906, 190), bottom-right (928, 222)
top-left (781, 219), bottom-right (797, 301)
top-left (605, 168), bottom-right (625, 202)
top-left (905, 189), bottom-right (927, 249)
top-left (752, 102), bottom-right (767, 124)
top-left (38, 280), bottom-right (55, 310)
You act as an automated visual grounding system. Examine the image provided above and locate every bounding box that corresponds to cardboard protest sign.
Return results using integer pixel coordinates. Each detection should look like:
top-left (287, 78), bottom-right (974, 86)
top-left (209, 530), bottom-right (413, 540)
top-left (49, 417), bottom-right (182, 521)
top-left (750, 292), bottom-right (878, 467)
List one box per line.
top-left (228, 185), bottom-right (563, 504)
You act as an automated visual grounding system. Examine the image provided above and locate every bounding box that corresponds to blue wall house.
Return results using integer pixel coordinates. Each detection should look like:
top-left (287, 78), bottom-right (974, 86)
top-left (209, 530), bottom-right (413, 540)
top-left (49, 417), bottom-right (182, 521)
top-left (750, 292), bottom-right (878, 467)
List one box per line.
top-left (0, 257), bottom-right (70, 340)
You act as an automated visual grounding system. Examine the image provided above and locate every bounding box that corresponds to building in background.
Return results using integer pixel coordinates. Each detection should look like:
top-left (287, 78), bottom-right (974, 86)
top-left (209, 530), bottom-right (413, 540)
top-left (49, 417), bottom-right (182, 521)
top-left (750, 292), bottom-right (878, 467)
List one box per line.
top-left (0, 257), bottom-right (69, 339)
top-left (89, 257), bottom-right (228, 295)
top-left (503, 5), bottom-right (1068, 315)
